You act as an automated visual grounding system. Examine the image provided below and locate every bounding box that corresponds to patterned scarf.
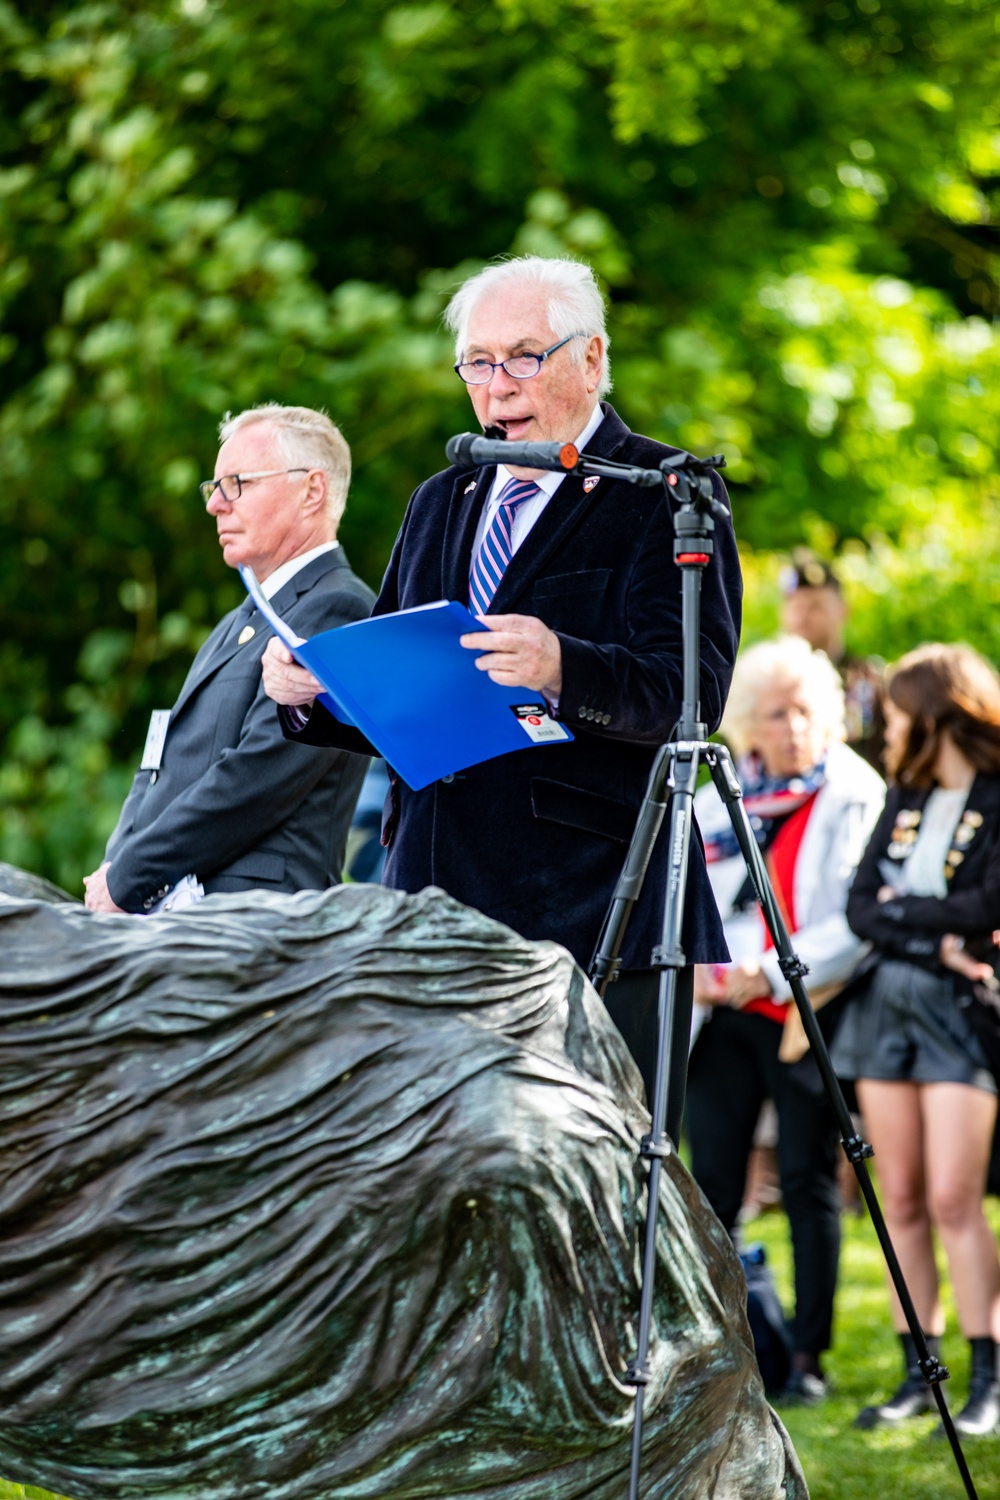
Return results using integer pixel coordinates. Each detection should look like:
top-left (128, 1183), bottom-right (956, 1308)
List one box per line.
top-left (703, 753), bottom-right (828, 864)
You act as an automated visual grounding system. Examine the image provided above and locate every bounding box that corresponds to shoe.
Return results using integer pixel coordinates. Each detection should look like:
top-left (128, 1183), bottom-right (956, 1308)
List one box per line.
top-left (953, 1378), bottom-right (1000, 1437)
top-left (854, 1375), bottom-right (934, 1429)
top-left (776, 1369), bottom-right (827, 1406)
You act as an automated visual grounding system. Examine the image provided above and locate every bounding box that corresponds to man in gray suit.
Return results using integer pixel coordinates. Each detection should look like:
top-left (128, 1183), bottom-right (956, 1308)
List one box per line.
top-left (84, 404), bottom-right (375, 914)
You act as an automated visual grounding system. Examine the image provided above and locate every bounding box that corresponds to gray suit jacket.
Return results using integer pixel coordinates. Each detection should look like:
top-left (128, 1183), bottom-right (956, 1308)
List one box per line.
top-left (105, 549), bottom-right (375, 911)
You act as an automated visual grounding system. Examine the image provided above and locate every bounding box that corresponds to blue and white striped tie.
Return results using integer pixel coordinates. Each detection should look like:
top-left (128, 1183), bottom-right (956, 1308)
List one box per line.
top-left (469, 477), bottom-right (540, 616)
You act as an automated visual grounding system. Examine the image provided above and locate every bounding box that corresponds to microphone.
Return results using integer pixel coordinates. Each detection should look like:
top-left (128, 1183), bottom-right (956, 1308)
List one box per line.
top-left (446, 432), bottom-right (579, 472)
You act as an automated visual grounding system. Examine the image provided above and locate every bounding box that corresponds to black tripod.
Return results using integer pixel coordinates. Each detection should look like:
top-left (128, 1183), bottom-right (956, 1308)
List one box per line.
top-left (586, 451), bottom-right (982, 1500)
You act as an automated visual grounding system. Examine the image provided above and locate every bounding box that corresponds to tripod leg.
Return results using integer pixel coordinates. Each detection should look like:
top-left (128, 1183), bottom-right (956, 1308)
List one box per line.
top-left (705, 746), bottom-right (982, 1500)
top-left (604, 967), bottom-right (693, 1143)
top-left (590, 743), bottom-right (672, 997)
top-left (626, 746), bottom-right (700, 1500)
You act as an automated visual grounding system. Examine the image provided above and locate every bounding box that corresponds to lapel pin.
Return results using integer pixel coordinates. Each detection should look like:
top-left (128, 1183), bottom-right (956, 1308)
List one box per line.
top-left (464, 479), bottom-right (477, 494)
top-left (238, 625), bottom-right (256, 645)
top-left (583, 476), bottom-right (600, 493)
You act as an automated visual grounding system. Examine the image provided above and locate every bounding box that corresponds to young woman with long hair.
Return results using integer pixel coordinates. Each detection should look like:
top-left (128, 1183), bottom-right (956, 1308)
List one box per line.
top-left (834, 642), bottom-right (1000, 1435)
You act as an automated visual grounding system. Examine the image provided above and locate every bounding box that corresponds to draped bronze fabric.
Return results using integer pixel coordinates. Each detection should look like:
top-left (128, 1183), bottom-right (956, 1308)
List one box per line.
top-left (0, 868), bottom-right (806, 1500)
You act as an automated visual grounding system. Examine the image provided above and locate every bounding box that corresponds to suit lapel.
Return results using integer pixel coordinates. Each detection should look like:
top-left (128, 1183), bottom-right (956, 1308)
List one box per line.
top-left (170, 550), bottom-right (344, 722)
top-left (489, 405), bottom-right (631, 615)
top-left (442, 467), bottom-right (494, 605)
top-left (170, 601), bottom-right (254, 721)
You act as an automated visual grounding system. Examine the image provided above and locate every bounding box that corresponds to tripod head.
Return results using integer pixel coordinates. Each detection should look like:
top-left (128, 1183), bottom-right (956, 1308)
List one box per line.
top-left (660, 451), bottom-right (730, 522)
top-left (655, 452), bottom-right (731, 743)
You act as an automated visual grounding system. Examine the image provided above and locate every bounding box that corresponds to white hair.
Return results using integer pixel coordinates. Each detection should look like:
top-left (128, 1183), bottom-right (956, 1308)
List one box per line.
top-left (722, 635), bottom-right (846, 758)
top-left (443, 256), bottom-right (612, 397)
top-left (218, 404), bottom-right (351, 526)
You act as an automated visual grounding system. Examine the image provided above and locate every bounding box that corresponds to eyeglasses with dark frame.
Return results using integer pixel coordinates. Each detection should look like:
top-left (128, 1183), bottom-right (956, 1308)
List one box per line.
top-left (199, 469), bottom-right (310, 507)
top-left (453, 332), bottom-right (584, 386)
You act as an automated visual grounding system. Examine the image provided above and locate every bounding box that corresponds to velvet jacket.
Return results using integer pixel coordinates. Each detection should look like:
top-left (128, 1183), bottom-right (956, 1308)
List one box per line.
top-left (106, 549), bottom-right (375, 911)
top-left (846, 772), bottom-right (1000, 971)
top-left (281, 404), bottom-right (742, 970)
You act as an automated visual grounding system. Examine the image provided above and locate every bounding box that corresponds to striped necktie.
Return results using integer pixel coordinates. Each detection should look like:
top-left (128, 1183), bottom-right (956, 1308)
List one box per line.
top-left (469, 476), bottom-right (541, 615)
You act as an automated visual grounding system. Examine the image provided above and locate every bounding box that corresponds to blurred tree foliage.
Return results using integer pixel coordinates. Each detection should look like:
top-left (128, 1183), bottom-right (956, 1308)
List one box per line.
top-left (0, 0), bottom-right (997, 889)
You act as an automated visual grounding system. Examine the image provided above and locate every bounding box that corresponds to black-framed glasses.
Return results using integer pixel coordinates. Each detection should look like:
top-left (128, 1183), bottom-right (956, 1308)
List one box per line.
top-left (199, 468), bottom-right (309, 507)
top-left (453, 332), bottom-right (584, 385)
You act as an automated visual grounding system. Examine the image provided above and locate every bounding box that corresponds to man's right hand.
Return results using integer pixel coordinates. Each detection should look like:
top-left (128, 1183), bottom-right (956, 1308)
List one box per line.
top-left (262, 636), bottom-right (322, 708)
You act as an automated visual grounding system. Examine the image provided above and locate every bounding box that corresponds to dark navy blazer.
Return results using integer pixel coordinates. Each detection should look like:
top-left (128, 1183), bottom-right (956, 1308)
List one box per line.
top-left (106, 548), bottom-right (375, 911)
top-left (282, 405), bottom-right (742, 969)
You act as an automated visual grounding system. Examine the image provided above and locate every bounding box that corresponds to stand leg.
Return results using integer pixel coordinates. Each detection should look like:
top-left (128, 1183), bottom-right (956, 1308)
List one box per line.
top-left (625, 746), bottom-right (700, 1500)
top-left (604, 968), bottom-right (693, 1144)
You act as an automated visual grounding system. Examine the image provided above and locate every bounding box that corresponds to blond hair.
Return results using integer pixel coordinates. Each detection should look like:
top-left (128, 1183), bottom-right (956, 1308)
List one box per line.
top-left (219, 404), bottom-right (351, 525)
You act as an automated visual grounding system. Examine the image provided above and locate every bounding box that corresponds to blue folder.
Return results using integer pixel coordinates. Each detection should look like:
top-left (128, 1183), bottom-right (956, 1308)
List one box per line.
top-left (240, 568), bottom-right (573, 790)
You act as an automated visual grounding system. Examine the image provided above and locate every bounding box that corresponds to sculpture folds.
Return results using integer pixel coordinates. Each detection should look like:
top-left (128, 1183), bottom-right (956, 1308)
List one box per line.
top-left (0, 867), bottom-right (806, 1499)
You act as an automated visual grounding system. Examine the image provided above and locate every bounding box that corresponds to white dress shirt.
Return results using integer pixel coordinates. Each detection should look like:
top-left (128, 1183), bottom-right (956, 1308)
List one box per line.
top-left (260, 541), bottom-right (339, 600)
top-left (898, 786), bottom-right (969, 898)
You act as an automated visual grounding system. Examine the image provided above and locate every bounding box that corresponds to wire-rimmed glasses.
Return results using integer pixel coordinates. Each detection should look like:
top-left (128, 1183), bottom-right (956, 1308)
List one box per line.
top-left (199, 469), bottom-right (309, 507)
top-left (454, 333), bottom-right (583, 385)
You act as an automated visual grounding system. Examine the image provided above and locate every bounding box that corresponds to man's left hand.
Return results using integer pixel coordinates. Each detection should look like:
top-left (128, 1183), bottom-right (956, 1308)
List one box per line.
top-left (83, 862), bottom-right (126, 914)
top-left (460, 614), bottom-right (562, 697)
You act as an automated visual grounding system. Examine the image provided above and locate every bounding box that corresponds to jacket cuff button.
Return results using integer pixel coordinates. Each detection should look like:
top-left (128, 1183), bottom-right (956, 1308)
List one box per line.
top-left (577, 706), bottom-right (587, 719)
top-left (602, 713), bottom-right (611, 725)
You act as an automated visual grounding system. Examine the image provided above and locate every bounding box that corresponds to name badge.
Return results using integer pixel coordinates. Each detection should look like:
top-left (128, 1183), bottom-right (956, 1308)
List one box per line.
top-left (140, 710), bottom-right (171, 771)
top-left (511, 702), bottom-right (570, 744)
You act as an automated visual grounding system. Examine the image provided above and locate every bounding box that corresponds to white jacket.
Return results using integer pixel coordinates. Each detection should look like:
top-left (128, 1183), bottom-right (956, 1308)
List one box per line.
top-left (694, 741), bottom-right (886, 1004)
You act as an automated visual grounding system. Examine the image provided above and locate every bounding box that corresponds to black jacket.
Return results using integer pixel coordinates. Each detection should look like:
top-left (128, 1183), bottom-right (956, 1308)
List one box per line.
top-left (106, 549), bottom-right (375, 910)
top-left (280, 405), bottom-right (742, 970)
top-left (846, 773), bottom-right (1000, 970)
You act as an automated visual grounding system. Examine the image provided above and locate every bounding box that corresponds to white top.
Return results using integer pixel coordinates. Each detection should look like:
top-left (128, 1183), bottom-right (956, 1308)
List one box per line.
top-left (899, 786), bottom-right (969, 898)
top-left (261, 541), bottom-right (339, 600)
top-left (694, 741), bottom-right (886, 1004)
top-left (469, 404), bottom-right (606, 561)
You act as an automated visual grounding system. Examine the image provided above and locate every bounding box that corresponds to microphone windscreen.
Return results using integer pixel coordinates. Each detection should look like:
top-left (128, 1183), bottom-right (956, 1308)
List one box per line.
top-left (445, 433), bottom-right (479, 468)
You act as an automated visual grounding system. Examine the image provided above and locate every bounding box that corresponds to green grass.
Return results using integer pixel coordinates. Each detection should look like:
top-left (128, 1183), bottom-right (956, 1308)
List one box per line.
top-left (749, 1195), bottom-right (1000, 1500)
top-left (2, 1201), bottom-right (999, 1500)
top-left (0, 1488), bottom-right (71, 1500)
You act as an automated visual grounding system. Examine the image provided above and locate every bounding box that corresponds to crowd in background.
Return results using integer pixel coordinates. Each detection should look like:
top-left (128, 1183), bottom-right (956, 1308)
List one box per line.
top-left (672, 555), bottom-right (1000, 1436)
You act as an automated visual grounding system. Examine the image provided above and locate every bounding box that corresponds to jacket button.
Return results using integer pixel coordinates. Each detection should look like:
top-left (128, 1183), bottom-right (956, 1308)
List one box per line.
top-left (441, 773), bottom-right (455, 784)
top-left (602, 713), bottom-right (611, 725)
top-left (587, 709), bottom-right (597, 721)
top-left (578, 706), bottom-right (587, 719)
top-left (143, 898), bottom-right (153, 911)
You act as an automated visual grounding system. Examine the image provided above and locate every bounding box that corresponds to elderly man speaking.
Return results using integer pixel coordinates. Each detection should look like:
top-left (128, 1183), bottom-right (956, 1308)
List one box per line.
top-left (85, 404), bottom-right (374, 915)
top-left (262, 258), bottom-right (742, 1109)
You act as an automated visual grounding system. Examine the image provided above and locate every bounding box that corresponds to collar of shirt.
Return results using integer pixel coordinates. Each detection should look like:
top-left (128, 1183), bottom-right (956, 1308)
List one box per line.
top-left (260, 541), bottom-right (340, 600)
top-left (474, 405), bottom-right (606, 562)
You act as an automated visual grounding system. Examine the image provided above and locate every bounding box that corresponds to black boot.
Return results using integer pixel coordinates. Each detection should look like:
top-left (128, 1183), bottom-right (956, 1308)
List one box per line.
top-left (954, 1338), bottom-right (1000, 1437)
top-left (855, 1333), bottom-right (938, 1430)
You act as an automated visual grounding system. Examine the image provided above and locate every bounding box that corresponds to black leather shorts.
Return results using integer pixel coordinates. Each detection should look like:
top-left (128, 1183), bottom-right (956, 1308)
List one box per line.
top-left (832, 958), bottom-right (997, 1094)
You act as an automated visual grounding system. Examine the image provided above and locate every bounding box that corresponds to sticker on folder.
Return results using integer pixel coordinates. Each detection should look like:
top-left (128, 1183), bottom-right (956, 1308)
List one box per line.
top-left (239, 567), bottom-right (573, 790)
top-left (511, 703), bottom-right (570, 744)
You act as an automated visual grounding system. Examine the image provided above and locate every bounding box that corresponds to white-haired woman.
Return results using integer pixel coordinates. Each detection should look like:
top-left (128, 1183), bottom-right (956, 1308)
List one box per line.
top-left (686, 635), bottom-right (885, 1403)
